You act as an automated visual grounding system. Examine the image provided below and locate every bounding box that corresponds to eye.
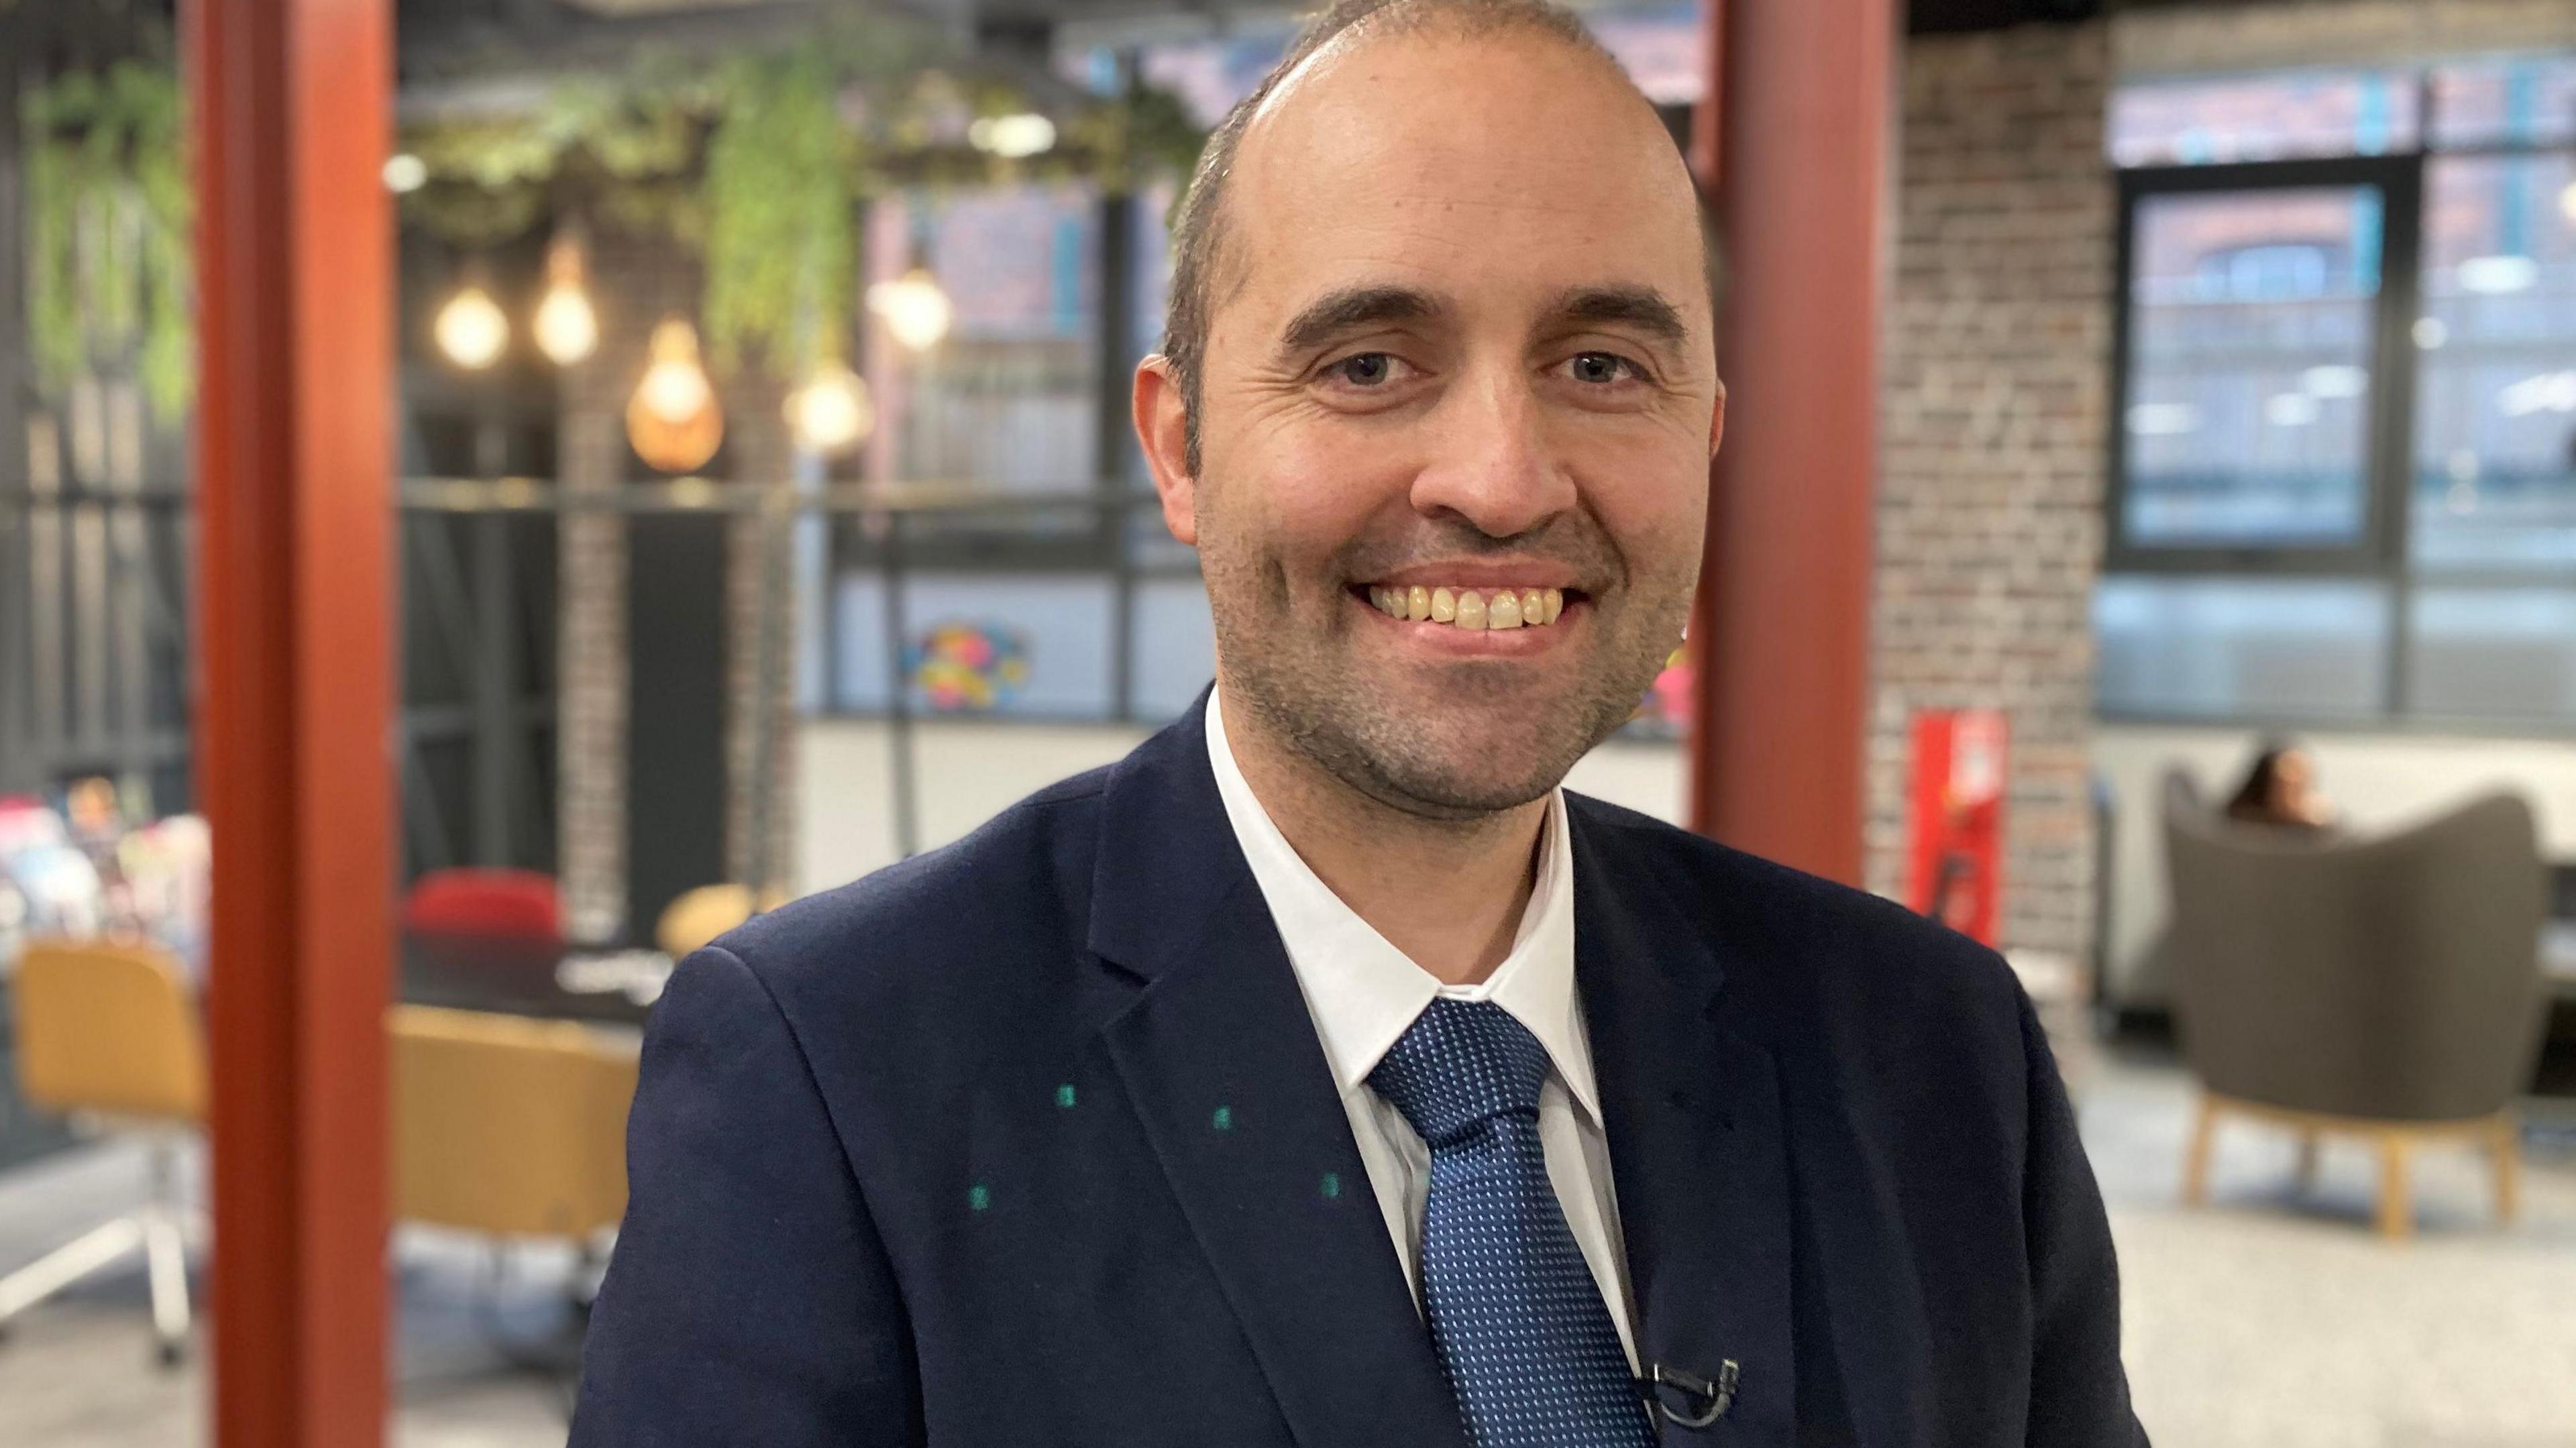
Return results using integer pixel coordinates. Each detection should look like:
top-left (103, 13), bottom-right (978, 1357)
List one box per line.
top-left (1324, 351), bottom-right (1407, 388)
top-left (1566, 351), bottom-right (1641, 386)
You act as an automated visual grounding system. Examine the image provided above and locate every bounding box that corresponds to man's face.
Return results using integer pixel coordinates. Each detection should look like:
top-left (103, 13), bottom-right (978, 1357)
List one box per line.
top-left (1140, 30), bottom-right (1723, 817)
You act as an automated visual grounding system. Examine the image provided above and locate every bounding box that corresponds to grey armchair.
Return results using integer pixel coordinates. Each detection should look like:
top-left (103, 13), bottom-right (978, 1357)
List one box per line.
top-left (2161, 770), bottom-right (2548, 1240)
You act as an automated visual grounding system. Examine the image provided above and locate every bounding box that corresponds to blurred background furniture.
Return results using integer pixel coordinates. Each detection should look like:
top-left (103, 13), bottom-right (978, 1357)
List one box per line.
top-left (390, 1005), bottom-right (639, 1412)
top-left (651, 883), bottom-right (790, 959)
top-left (2163, 773), bottom-right (2550, 1241)
top-left (400, 934), bottom-right (665, 1028)
top-left (0, 940), bottom-right (205, 1363)
top-left (390, 1004), bottom-right (638, 1247)
top-left (400, 869), bottom-right (565, 943)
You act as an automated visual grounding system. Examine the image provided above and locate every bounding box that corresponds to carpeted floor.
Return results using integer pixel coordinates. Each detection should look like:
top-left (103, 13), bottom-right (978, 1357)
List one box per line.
top-left (1, 1046), bottom-right (2571, 1446)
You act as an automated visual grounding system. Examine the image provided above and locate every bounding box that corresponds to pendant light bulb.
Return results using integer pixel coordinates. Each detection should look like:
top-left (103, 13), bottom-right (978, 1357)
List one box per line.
top-left (434, 284), bottom-right (508, 370)
top-left (786, 359), bottom-right (875, 456)
top-left (626, 318), bottom-right (724, 474)
top-left (867, 268), bottom-right (955, 353)
top-left (534, 237), bottom-right (599, 366)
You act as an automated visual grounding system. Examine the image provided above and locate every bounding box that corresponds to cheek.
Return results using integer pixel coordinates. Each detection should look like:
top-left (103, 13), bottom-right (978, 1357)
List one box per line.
top-left (1212, 419), bottom-right (1420, 571)
top-left (1577, 434), bottom-right (1710, 579)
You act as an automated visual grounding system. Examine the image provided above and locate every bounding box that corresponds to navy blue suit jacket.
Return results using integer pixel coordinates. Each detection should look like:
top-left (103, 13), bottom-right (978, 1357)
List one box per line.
top-left (572, 698), bottom-right (2145, 1446)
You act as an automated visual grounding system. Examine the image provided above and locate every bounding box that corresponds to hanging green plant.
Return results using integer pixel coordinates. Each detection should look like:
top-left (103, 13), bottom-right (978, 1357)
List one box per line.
top-left (400, 55), bottom-right (718, 247)
top-left (22, 59), bottom-right (195, 423)
top-left (698, 52), bottom-right (856, 377)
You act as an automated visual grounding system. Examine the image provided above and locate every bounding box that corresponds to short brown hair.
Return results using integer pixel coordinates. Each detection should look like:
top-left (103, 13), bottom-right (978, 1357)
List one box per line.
top-left (1158, 0), bottom-right (1641, 474)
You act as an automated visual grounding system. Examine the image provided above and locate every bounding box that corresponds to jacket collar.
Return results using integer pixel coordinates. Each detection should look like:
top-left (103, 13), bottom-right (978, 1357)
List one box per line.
top-left (1089, 693), bottom-right (1470, 1447)
top-left (1085, 691), bottom-right (1246, 983)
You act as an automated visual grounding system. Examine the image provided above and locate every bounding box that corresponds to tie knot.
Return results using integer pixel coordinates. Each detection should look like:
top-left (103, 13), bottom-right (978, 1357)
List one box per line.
top-left (1366, 997), bottom-right (1552, 1148)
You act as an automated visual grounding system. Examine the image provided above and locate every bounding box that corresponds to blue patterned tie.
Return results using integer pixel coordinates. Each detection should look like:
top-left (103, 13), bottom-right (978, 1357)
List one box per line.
top-left (1368, 997), bottom-right (1656, 1448)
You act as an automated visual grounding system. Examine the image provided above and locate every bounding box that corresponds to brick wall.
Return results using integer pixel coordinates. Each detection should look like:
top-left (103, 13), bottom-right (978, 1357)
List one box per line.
top-left (555, 223), bottom-right (800, 940)
top-left (1867, 21), bottom-right (2115, 964)
top-left (718, 366), bottom-right (800, 899)
top-left (553, 223), bottom-right (679, 943)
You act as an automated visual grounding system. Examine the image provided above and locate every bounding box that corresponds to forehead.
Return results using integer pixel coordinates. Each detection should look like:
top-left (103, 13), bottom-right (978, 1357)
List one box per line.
top-left (1222, 29), bottom-right (1705, 328)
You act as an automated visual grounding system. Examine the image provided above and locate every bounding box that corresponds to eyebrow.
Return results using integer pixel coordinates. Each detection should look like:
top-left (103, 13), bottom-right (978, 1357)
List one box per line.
top-left (1545, 285), bottom-right (1691, 347)
top-left (1275, 282), bottom-right (1695, 359)
top-left (1277, 286), bottom-right (1442, 353)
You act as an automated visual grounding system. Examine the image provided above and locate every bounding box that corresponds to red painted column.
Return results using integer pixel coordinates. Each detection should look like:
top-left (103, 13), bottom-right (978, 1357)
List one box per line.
top-left (1687, 0), bottom-right (1896, 887)
top-left (188, 0), bottom-right (395, 1443)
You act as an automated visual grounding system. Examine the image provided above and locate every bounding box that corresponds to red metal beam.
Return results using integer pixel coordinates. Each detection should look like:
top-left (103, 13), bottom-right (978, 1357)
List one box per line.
top-left (1687, 0), bottom-right (1896, 887)
top-left (189, 0), bottom-right (395, 1443)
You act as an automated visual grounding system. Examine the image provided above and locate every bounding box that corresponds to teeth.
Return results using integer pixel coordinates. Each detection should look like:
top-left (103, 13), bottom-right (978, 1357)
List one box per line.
top-left (1366, 586), bottom-right (1568, 630)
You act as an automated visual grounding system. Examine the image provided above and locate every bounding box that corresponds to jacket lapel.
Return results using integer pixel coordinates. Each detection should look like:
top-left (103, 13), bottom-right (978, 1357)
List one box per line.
top-left (1571, 800), bottom-right (1799, 1444)
top-left (1090, 700), bottom-right (1469, 1448)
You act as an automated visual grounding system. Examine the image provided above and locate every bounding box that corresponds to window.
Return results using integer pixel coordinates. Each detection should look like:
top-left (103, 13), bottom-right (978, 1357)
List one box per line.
top-left (2103, 52), bottom-right (2576, 730)
top-left (2110, 68), bottom-right (2420, 167)
top-left (2120, 184), bottom-right (2388, 553)
top-left (864, 184), bottom-right (1105, 494)
top-left (2411, 150), bottom-right (2576, 571)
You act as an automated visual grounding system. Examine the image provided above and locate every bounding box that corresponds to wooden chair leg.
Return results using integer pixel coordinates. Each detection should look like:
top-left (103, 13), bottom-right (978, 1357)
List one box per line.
top-left (2491, 1114), bottom-right (2522, 1227)
top-left (2182, 1095), bottom-right (2218, 1207)
top-left (2376, 1133), bottom-right (2412, 1243)
top-left (2292, 1129), bottom-right (2320, 1194)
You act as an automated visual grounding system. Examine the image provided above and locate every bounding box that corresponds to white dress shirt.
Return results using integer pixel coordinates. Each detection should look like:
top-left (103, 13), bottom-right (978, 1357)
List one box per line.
top-left (1204, 690), bottom-right (1640, 1370)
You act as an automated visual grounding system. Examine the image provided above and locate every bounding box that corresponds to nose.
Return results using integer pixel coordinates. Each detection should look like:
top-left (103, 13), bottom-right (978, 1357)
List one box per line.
top-left (1406, 369), bottom-right (1577, 539)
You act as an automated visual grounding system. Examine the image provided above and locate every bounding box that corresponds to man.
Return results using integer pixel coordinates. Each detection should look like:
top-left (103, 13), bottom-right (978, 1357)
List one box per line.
top-left (573, 0), bottom-right (2145, 1442)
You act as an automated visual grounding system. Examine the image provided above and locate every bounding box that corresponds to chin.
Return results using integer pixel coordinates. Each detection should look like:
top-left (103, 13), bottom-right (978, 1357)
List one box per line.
top-left (1358, 739), bottom-right (1582, 818)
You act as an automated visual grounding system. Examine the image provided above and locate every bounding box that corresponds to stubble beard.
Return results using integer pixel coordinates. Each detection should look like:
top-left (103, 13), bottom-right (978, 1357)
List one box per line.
top-left (1202, 527), bottom-right (1693, 823)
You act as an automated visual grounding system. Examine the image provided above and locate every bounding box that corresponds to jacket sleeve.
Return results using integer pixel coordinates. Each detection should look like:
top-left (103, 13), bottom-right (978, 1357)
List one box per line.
top-left (2016, 989), bottom-right (2151, 1447)
top-left (572, 944), bottom-right (921, 1446)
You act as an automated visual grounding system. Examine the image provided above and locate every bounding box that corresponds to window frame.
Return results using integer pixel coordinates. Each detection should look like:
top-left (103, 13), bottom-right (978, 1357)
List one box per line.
top-left (2101, 58), bottom-right (2576, 733)
top-left (2104, 154), bottom-right (2426, 579)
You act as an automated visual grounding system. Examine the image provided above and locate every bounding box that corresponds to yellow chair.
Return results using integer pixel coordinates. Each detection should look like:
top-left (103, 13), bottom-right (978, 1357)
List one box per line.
top-left (0, 940), bottom-right (205, 1365)
top-left (390, 1005), bottom-right (639, 1243)
top-left (653, 883), bottom-right (790, 960)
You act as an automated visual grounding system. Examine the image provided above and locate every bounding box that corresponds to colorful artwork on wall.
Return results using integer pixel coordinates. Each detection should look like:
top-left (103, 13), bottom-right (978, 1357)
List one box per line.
top-left (908, 620), bottom-right (1032, 712)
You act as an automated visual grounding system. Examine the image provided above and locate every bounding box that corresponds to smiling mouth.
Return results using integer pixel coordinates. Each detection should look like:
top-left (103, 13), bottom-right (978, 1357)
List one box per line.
top-left (1357, 584), bottom-right (1578, 631)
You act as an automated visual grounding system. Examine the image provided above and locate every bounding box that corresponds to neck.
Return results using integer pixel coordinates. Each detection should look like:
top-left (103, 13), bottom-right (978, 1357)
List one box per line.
top-left (1220, 692), bottom-right (1547, 987)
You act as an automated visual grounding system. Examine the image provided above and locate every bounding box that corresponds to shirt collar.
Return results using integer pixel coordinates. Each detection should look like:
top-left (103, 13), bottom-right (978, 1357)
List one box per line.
top-left (1204, 689), bottom-right (1601, 1125)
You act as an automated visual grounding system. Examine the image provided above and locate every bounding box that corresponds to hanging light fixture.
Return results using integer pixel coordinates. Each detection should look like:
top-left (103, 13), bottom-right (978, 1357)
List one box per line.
top-left (533, 234), bottom-right (600, 366)
top-left (967, 113), bottom-right (1057, 160)
top-left (626, 318), bottom-right (724, 474)
top-left (867, 268), bottom-right (954, 353)
top-left (433, 284), bottom-right (508, 370)
top-left (784, 357), bottom-right (875, 456)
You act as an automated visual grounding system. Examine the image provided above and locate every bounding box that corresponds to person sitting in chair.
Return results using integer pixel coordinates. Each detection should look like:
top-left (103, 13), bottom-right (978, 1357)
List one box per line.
top-left (2224, 740), bottom-right (2339, 832)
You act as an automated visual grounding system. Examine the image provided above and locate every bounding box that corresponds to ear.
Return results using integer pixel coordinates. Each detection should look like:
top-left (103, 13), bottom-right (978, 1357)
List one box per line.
top-left (1708, 375), bottom-right (1728, 459)
top-left (1134, 355), bottom-right (1199, 546)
